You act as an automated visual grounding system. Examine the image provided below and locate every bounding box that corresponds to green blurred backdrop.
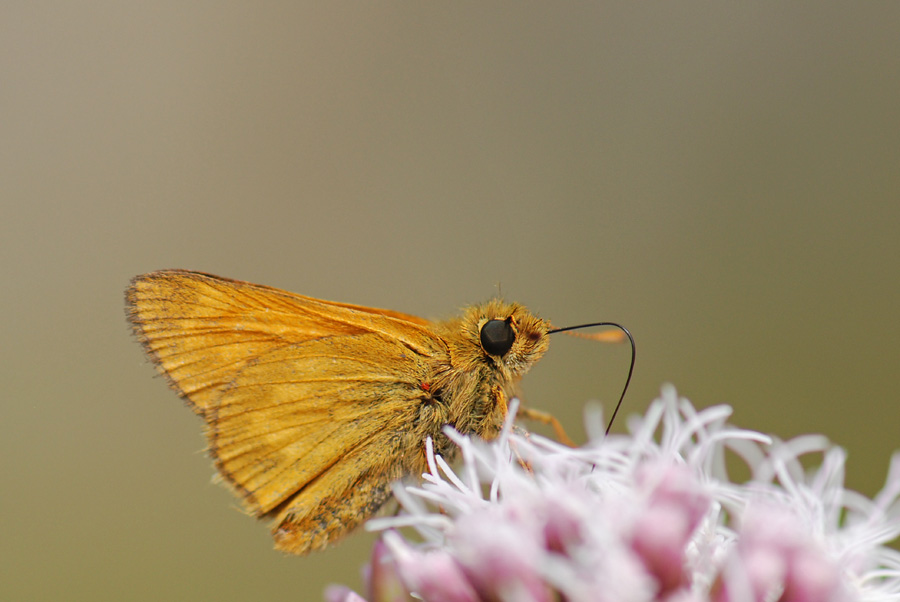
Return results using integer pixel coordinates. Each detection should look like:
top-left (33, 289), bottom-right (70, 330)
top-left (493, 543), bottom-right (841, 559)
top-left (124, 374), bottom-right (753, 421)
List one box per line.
top-left (3, 3), bottom-right (898, 600)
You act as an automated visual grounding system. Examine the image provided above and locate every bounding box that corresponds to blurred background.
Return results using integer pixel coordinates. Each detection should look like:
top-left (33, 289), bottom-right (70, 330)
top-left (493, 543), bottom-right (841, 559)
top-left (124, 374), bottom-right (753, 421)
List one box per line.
top-left (3, 3), bottom-right (898, 600)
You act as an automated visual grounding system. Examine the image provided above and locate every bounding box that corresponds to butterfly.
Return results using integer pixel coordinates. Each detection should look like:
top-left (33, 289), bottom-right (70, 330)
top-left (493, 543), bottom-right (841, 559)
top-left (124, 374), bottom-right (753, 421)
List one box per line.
top-left (126, 270), bottom-right (630, 554)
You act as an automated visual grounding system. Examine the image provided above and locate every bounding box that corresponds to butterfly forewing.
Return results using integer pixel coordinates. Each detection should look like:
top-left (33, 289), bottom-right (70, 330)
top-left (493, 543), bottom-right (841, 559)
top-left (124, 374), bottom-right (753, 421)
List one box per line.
top-left (126, 271), bottom-right (438, 412)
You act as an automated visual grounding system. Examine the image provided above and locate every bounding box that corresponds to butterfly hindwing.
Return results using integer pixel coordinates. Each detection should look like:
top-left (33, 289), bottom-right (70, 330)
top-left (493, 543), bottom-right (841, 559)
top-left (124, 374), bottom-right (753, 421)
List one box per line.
top-left (208, 334), bottom-right (427, 514)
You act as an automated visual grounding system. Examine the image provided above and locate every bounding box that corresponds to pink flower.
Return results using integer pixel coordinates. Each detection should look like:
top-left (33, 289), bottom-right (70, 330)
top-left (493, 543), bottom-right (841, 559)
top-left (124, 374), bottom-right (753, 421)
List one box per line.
top-left (330, 386), bottom-right (900, 602)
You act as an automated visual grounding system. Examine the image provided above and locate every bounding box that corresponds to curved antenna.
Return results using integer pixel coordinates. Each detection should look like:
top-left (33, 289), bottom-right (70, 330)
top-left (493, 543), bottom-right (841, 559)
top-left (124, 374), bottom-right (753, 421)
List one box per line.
top-left (547, 322), bottom-right (635, 435)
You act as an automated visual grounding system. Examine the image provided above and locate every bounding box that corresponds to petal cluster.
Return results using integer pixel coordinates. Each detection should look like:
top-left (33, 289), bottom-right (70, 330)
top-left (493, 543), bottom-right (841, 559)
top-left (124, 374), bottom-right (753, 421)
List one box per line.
top-left (328, 386), bottom-right (900, 602)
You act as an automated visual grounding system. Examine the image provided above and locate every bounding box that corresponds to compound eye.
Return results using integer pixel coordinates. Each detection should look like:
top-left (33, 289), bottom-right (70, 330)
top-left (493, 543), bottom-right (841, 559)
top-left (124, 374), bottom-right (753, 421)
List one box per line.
top-left (480, 318), bottom-right (515, 356)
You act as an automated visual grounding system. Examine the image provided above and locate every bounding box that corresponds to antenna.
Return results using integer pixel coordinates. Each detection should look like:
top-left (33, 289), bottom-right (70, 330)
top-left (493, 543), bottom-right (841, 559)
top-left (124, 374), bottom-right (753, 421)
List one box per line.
top-left (547, 322), bottom-right (635, 435)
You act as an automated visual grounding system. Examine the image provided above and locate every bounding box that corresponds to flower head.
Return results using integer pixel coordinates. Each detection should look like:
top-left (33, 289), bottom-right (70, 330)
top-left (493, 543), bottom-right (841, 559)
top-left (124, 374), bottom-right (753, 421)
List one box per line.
top-left (332, 386), bottom-right (900, 602)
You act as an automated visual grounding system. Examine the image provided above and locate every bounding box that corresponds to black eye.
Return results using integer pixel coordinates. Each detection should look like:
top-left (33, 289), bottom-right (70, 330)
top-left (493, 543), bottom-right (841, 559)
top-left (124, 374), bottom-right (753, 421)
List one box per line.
top-left (480, 318), bottom-right (515, 356)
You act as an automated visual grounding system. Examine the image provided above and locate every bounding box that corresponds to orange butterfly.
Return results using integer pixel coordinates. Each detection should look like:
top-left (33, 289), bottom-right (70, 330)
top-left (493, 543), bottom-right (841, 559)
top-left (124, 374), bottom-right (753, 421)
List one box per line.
top-left (126, 270), bottom-right (628, 554)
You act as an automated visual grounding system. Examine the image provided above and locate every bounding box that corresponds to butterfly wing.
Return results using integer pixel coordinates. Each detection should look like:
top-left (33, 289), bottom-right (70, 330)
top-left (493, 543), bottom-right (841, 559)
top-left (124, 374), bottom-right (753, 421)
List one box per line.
top-left (125, 270), bottom-right (436, 413)
top-left (126, 270), bottom-right (443, 553)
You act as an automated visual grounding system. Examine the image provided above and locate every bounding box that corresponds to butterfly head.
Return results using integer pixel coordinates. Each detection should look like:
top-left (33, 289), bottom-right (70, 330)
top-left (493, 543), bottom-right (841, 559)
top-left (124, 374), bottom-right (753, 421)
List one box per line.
top-left (458, 299), bottom-right (550, 377)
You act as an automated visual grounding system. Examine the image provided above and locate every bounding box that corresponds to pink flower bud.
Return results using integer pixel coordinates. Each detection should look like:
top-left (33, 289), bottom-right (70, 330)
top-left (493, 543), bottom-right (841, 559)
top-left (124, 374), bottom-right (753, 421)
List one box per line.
top-left (367, 538), bottom-right (412, 602)
top-left (324, 585), bottom-right (369, 602)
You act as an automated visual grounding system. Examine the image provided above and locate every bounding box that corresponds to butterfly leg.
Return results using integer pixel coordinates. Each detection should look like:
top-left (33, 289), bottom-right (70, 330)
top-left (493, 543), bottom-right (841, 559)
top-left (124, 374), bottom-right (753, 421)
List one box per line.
top-left (516, 406), bottom-right (575, 447)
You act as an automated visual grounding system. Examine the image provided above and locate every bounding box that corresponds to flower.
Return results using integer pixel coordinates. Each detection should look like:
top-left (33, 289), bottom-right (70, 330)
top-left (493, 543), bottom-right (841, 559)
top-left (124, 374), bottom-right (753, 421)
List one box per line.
top-left (330, 385), bottom-right (900, 602)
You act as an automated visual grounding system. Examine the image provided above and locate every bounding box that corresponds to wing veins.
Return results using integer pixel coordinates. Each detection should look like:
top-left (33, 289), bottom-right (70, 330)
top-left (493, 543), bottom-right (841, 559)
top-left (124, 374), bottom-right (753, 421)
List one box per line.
top-left (214, 412), bottom-right (333, 450)
top-left (227, 375), bottom-right (398, 390)
top-left (218, 421), bottom-right (337, 474)
top-left (246, 351), bottom-right (389, 371)
top-left (214, 385), bottom-right (365, 416)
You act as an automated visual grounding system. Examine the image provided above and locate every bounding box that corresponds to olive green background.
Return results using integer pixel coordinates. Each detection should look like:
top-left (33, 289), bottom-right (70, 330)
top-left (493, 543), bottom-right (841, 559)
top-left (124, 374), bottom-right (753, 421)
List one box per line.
top-left (3, 3), bottom-right (898, 601)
